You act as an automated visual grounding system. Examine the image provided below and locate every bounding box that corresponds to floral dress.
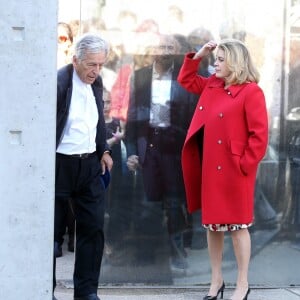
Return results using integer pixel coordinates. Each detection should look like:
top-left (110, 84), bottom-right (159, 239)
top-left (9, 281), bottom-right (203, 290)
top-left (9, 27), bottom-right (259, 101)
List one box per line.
top-left (203, 223), bottom-right (253, 232)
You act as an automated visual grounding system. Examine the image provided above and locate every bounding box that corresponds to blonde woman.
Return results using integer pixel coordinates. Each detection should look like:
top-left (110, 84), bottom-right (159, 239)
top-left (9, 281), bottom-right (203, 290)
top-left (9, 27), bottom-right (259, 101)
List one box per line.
top-left (177, 39), bottom-right (268, 300)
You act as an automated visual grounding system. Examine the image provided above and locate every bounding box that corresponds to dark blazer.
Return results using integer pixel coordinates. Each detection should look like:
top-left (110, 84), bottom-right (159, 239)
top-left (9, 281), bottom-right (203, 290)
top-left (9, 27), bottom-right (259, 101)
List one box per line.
top-left (126, 62), bottom-right (198, 164)
top-left (56, 64), bottom-right (109, 160)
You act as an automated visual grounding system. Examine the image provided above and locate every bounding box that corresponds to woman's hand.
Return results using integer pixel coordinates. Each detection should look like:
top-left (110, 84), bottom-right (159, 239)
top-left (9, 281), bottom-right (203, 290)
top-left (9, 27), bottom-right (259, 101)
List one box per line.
top-left (193, 41), bottom-right (217, 59)
top-left (112, 126), bottom-right (125, 142)
top-left (107, 126), bottom-right (125, 147)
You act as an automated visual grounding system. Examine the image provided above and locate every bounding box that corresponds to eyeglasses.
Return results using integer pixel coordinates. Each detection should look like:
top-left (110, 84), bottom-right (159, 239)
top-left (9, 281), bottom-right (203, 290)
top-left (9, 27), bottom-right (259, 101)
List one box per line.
top-left (58, 35), bottom-right (69, 43)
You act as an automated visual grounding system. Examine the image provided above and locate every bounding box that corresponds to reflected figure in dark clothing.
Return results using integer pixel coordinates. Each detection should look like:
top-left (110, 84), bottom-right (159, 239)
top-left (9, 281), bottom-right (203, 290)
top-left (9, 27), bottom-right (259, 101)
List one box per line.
top-left (289, 150), bottom-right (300, 231)
top-left (283, 39), bottom-right (300, 244)
top-left (286, 126), bottom-right (300, 238)
top-left (254, 179), bottom-right (278, 229)
top-left (125, 34), bottom-right (198, 270)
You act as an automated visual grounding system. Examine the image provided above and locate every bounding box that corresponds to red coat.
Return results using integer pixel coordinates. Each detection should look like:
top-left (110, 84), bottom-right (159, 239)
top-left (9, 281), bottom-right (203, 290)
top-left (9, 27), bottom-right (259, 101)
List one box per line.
top-left (177, 54), bottom-right (268, 224)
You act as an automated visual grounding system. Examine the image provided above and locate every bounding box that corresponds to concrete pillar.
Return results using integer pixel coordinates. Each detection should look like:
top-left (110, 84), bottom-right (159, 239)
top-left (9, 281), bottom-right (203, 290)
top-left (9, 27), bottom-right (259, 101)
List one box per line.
top-left (0, 1), bottom-right (57, 299)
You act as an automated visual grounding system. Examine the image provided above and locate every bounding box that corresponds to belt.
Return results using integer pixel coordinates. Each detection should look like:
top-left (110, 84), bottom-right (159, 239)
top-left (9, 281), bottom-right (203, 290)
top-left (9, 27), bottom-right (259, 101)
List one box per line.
top-left (148, 126), bottom-right (171, 136)
top-left (57, 152), bottom-right (96, 159)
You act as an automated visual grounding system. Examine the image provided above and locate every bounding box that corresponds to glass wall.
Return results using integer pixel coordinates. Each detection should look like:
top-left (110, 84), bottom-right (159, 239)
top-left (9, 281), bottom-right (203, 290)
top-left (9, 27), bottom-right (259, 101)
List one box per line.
top-left (57, 0), bottom-right (300, 286)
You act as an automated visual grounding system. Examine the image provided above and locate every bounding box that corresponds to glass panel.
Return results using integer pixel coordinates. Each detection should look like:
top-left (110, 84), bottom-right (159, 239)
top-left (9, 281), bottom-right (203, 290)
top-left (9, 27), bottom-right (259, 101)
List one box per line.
top-left (282, 0), bottom-right (300, 252)
top-left (57, 0), bottom-right (300, 287)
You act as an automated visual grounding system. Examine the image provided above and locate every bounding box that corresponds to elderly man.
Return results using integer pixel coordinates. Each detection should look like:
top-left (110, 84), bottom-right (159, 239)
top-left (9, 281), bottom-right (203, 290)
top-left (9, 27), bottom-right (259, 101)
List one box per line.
top-left (53, 33), bottom-right (113, 300)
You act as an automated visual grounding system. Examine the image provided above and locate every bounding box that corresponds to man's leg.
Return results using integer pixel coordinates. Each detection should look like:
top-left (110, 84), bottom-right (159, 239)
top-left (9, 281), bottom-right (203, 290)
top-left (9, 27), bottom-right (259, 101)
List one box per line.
top-left (54, 198), bottom-right (69, 257)
top-left (165, 196), bottom-right (188, 269)
top-left (67, 199), bottom-right (76, 252)
top-left (54, 154), bottom-right (76, 296)
top-left (162, 154), bottom-right (188, 270)
top-left (73, 156), bottom-right (105, 298)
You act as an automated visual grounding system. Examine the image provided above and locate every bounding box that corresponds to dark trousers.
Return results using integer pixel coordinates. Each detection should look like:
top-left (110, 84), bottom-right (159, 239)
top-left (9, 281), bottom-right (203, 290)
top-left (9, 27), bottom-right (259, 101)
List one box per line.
top-left (141, 129), bottom-right (187, 262)
top-left (54, 197), bottom-right (75, 246)
top-left (290, 163), bottom-right (300, 230)
top-left (54, 153), bottom-right (105, 297)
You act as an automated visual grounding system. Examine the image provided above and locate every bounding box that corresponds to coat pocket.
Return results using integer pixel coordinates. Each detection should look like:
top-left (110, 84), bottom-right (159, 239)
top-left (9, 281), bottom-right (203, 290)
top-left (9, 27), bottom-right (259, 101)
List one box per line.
top-left (230, 140), bottom-right (246, 156)
top-left (230, 140), bottom-right (247, 175)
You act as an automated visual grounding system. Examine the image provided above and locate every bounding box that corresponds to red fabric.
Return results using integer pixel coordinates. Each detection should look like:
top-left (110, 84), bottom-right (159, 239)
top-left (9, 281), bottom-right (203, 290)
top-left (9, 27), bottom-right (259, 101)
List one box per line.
top-left (178, 53), bottom-right (269, 224)
top-left (110, 64), bottom-right (133, 121)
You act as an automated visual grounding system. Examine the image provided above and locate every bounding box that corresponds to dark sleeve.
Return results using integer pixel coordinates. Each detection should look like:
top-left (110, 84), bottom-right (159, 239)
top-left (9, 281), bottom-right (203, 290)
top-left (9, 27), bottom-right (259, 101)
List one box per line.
top-left (93, 77), bottom-right (112, 159)
top-left (56, 66), bottom-right (72, 148)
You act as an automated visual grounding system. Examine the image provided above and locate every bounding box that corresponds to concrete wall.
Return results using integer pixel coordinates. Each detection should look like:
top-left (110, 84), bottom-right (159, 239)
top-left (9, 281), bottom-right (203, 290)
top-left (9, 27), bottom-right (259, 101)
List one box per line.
top-left (0, 1), bottom-right (57, 299)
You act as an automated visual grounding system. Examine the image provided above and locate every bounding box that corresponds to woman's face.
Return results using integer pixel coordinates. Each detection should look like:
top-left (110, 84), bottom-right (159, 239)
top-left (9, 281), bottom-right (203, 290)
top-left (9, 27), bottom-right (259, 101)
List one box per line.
top-left (57, 26), bottom-right (73, 68)
top-left (57, 26), bottom-right (72, 53)
top-left (214, 49), bottom-right (230, 80)
top-left (103, 93), bottom-right (111, 117)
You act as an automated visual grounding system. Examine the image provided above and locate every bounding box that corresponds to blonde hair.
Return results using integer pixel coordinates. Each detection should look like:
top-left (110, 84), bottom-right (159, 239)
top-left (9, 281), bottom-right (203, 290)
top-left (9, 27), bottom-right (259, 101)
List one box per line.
top-left (218, 39), bottom-right (260, 84)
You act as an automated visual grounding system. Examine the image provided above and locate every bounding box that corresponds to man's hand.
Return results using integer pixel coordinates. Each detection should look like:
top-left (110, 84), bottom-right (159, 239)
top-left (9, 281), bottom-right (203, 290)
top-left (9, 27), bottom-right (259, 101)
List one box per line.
top-left (126, 155), bottom-right (139, 172)
top-left (101, 152), bottom-right (113, 174)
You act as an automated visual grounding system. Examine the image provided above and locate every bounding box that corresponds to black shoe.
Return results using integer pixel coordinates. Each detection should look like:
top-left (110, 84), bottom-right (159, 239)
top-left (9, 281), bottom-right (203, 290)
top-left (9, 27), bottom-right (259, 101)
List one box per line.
top-left (54, 242), bottom-right (62, 258)
top-left (74, 293), bottom-right (100, 300)
top-left (203, 282), bottom-right (225, 300)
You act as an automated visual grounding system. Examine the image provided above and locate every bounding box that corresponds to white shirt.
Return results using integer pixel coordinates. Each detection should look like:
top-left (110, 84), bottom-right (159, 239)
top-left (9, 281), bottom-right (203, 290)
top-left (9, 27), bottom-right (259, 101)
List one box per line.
top-left (57, 70), bottom-right (98, 155)
top-left (150, 63), bottom-right (172, 128)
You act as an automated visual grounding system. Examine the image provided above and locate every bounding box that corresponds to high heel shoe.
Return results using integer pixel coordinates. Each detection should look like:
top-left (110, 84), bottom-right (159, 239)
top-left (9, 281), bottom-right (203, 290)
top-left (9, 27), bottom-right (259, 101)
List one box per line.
top-left (203, 281), bottom-right (225, 300)
top-left (243, 288), bottom-right (250, 300)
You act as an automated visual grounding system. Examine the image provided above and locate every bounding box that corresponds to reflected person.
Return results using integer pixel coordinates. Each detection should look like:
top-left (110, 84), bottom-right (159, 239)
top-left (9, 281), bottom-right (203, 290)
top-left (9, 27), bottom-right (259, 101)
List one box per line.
top-left (53, 33), bottom-right (113, 300)
top-left (284, 40), bottom-right (300, 244)
top-left (178, 39), bottom-right (268, 300)
top-left (125, 34), bottom-right (198, 271)
top-left (57, 21), bottom-right (74, 69)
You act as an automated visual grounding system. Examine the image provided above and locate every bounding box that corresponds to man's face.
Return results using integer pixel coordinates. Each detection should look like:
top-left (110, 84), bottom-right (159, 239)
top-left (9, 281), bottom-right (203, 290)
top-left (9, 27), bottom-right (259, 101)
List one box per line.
top-left (154, 36), bottom-right (178, 67)
top-left (73, 51), bottom-right (107, 84)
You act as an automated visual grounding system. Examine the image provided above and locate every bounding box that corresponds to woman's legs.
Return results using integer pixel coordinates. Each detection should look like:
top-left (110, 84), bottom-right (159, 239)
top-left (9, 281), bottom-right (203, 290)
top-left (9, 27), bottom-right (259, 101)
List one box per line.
top-left (207, 230), bottom-right (225, 296)
top-left (230, 228), bottom-right (251, 299)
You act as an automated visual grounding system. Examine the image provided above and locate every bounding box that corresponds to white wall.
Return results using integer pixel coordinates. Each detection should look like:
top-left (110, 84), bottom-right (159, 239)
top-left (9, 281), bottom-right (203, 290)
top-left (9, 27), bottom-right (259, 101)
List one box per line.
top-left (0, 1), bottom-right (57, 299)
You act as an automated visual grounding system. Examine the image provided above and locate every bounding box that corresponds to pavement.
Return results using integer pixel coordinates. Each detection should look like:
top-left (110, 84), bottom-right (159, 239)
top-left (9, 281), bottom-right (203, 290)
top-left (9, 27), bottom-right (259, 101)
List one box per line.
top-left (54, 286), bottom-right (300, 300)
top-left (54, 228), bottom-right (300, 300)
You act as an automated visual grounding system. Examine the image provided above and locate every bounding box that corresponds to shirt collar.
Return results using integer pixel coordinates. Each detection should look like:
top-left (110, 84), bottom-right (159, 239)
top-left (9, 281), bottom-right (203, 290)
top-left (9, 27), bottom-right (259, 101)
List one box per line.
top-left (152, 61), bottom-right (174, 80)
top-left (73, 69), bottom-right (90, 89)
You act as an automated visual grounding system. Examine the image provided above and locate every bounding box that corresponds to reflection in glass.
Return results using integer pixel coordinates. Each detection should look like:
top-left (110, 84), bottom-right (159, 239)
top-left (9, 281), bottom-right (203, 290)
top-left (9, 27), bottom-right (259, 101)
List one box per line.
top-left (55, 0), bottom-right (300, 287)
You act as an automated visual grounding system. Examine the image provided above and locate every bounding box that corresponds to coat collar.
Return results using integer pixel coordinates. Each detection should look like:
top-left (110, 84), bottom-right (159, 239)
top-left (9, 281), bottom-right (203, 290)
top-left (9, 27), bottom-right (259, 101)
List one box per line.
top-left (208, 74), bottom-right (249, 98)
